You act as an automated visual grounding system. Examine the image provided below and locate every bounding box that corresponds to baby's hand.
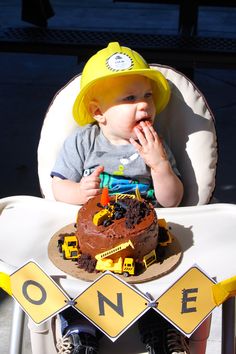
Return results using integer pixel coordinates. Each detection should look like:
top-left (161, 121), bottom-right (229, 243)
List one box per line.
top-left (130, 121), bottom-right (167, 170)
top-left (78, 165), bottom-right (104, 202)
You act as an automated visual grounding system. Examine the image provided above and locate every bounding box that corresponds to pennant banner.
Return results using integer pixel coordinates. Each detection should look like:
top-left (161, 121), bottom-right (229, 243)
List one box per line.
top-left (10, 261), bottom-right (70, 324)
top-left (155, 266), bottom-right (217, 336)
top-left (0, 261), bottom-right (235, 341)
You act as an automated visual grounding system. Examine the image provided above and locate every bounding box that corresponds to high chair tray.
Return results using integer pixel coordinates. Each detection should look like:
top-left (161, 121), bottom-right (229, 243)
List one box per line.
top-left (0, 196), bottom-right (235, 299)
top-left (1, 196), bottom-right (235, 354)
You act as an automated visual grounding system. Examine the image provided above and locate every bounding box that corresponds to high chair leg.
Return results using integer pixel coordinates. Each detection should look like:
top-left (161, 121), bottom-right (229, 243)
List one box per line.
top-left (28, 317), bottom-right (57, 354)
top-left (10, 302), bottom-right (25, 354)
top-left (189, 315), bottom-right (212, 354)
top-left (222, 297), bottom-right (235, 354)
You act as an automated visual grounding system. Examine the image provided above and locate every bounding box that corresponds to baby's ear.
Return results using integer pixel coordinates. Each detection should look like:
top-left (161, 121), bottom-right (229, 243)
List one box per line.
top-left (88, 100), bottom-right (105, 123)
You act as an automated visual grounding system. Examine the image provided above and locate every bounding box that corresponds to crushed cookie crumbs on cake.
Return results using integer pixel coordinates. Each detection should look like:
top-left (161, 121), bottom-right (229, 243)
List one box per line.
top-left (95, 197), bottom-right (151, 229)
top-left (77, 253), bottom-right (97, 273)
top-left (121, 198), bottom-right (151, 229)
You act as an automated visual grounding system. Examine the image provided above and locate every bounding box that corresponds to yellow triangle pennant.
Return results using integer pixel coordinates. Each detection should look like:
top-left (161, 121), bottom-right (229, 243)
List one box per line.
top-left (212, 275), bottom-right (236, 306)
top-left (0, 272), bottom-right (12, 296)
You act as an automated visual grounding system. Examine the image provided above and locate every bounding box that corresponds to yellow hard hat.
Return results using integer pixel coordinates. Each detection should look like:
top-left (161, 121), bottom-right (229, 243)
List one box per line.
top-left (73, 42), bottom-right (170, 126)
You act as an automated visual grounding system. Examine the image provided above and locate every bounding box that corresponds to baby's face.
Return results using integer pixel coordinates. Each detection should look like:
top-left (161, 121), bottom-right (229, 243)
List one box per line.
top-left (96, 75), bottom-right (156, 144)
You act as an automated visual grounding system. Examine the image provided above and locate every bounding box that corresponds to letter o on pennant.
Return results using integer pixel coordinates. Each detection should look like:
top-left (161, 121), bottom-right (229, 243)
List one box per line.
top-left (22, 280), bottom-right (47, 305)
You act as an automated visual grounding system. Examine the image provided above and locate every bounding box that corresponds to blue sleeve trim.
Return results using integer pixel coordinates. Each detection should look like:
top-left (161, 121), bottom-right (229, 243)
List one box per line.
top-left (50, 172), bottom-right (67, 180)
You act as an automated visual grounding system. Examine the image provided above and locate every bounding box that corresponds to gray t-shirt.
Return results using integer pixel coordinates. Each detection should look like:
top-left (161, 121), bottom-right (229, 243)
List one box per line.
top-left (51, 124), bottom-right (180, 199)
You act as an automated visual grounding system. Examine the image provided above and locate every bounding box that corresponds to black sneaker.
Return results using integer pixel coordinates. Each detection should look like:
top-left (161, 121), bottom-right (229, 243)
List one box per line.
top-left (165, 326), bottom-right (190, 354)
top-left (56, 325), bottom-right (99, 354)
top-left (138, 310), bottom-right (190, 354)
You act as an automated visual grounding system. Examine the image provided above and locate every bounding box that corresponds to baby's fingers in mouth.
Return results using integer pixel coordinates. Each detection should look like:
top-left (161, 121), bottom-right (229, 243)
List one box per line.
top-left (135, 119), bottom-right (152, 131)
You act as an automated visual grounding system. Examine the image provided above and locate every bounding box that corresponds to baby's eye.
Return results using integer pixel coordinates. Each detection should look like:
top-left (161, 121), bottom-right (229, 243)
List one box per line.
top-left (123, 95), bottom-right (136, 102)
top-left (144, 92), bottom-right (153, 99)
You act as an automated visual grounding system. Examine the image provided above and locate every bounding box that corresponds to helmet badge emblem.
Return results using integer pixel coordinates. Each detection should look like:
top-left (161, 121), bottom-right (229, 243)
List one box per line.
top-left (106, 53), bottom-right (133, 71)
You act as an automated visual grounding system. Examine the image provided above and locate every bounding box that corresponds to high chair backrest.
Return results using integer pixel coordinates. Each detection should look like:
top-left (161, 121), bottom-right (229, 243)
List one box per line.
top-left (37, 64), bottom-right (217, 206)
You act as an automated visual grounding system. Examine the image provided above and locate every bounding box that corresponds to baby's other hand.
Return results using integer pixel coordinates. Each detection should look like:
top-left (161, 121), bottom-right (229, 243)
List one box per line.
top-left (78, 166), bottom-right (104, 203)
top-left (130, 121), bottom-right (167, 170)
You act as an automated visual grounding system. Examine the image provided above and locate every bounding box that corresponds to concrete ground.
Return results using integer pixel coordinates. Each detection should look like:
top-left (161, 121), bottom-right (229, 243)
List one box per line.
top-left (0, 1), bottom-right (235, 353)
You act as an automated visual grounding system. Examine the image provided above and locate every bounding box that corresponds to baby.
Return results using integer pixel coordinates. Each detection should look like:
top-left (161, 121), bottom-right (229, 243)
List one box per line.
top-left (51, 42), bottom-right (183, 208)
top-left (52, 42), bottom-right (188, 354)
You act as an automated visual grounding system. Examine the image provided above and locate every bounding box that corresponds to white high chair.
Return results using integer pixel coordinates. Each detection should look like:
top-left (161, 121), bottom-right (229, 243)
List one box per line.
top-left (37, 63), bottom-right (218, 354)
top-left (4, 63), bottom-right (234, 354)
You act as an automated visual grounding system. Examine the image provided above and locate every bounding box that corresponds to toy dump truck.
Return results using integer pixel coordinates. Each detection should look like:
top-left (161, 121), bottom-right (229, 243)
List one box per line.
top-left (95, 240), bottom-right (135, 276)
top-left (95, 239), bottom-right (157, 276)
top-left (158, 218), bottom-right (174, 246)
top-left (58, 235), bottom-right (80, 261)
top-left (142, 249), bottom-right (157, 268)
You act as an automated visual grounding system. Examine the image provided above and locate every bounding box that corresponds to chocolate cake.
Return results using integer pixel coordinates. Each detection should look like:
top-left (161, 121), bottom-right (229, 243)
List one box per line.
top-left (76, 194), bottom-right (159, 262)
top-left (50, 191), bottom-right (182, 281)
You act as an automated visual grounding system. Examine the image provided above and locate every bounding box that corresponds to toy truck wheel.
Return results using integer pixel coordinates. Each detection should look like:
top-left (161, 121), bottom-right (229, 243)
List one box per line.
top-left (103, 219), bottom-right (112, 227)
top-left (123, 271), bottom-right (129, 277)
top-left (114, 211), bottom-right (123, 220)
top-left (57, 240), bottom-right (63, 253)
top-left (63, 251), bottom-right (66, 260)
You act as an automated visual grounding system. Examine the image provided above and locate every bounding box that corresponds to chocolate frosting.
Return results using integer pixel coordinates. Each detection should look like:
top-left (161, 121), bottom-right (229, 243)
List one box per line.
top-left (76, 195), bottom-right (159, 261)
